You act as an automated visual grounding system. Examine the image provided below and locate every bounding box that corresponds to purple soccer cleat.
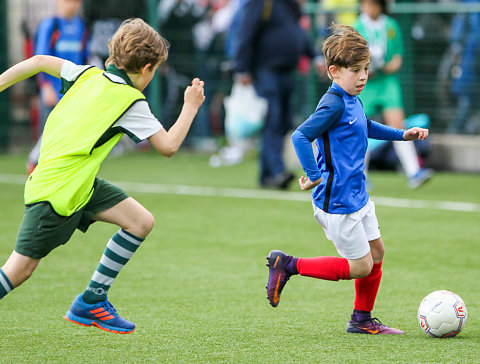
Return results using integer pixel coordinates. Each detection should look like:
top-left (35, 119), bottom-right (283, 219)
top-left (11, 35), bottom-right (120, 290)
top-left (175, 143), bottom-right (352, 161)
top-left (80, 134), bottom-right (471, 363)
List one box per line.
top-left (346, 317), bottom-right (405, 335)
top-left (265, 250), bottom-right (294, 307)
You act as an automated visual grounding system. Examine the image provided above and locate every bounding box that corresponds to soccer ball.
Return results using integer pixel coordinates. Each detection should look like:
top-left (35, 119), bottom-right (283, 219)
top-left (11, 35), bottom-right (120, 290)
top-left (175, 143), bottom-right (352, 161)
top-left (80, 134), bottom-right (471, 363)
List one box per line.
top-left (418, 290), bottom-right (467, 338)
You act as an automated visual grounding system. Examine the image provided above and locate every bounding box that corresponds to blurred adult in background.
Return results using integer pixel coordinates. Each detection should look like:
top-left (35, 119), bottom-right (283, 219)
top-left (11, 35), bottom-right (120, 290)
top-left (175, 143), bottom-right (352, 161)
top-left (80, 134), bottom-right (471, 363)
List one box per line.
top-left (27, 0), bottom-right (89, 174)
top-left (354, 0), bottom-right (432, 189)
top-left (158, 0), bottom-right (208, 137)
top-left (233, 0), bottom-right (317, 189)
top-left (194, 0), bottom-right (237, 148)
top-left (83, 0), bottom-right (147, 68)
top-left (445, 0), bottom-right (480, 134)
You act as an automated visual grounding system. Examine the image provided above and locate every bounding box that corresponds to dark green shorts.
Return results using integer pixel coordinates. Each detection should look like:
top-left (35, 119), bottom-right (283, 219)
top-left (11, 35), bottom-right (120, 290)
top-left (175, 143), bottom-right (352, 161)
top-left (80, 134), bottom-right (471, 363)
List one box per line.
top-left (15, 178), bottom-right (129, 259)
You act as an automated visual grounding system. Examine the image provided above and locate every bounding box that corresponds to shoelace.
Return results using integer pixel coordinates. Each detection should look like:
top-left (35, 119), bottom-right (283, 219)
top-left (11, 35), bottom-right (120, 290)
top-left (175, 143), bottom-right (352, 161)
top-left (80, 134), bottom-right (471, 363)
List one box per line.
top-left (369, 317), bottom-right (385, 332)
top-left (102, 300), bottom-right (119, 318)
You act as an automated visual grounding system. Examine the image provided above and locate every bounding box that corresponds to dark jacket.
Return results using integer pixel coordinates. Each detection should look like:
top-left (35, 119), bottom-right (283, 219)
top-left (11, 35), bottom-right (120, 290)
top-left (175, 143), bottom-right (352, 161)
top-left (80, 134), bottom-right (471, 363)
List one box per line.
top-left (234, 0), bottom-right (315, 73)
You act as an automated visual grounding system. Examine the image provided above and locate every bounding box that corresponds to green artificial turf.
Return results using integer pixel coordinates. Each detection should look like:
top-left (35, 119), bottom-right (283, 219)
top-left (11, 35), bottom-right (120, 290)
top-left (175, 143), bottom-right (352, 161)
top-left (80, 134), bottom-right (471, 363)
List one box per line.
top-left (0, 152), bottom-right (478, 363)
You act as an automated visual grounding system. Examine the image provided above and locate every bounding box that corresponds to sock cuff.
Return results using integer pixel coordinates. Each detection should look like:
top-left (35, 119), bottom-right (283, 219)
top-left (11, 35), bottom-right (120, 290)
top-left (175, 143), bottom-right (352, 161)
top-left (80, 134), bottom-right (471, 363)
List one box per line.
top-left (342, 259), bottom-right (351, 280)
top-left (292, 257), bottom-right (299, 275)
top-left (371, 261), bottom-right (383, 274)
top-left (0, 268), bottom-right (14, 290)
top-left (118, 229), bottom-right (144, 244)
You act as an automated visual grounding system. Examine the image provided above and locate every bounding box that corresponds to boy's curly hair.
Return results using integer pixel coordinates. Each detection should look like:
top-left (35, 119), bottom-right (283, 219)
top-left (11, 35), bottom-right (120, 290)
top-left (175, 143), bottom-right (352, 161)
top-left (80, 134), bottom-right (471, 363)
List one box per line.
top-left (323, 24), bottom-right (371, 79)
top-left (106, 18), bottom-right (169, 73)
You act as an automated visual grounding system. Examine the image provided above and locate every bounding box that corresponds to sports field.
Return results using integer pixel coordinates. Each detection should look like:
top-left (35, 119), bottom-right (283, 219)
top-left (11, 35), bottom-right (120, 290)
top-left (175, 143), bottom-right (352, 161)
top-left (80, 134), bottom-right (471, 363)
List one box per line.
top-left (0, 151), bottom-right (478, 363)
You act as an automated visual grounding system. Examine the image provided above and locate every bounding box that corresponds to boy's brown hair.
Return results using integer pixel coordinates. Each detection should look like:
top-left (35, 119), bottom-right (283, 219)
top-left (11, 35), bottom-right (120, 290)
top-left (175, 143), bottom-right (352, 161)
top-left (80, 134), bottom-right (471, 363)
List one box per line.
top-left (322, 24), bottom-right (370, 79)
top-left (106, 18), bottom-right (169, 73)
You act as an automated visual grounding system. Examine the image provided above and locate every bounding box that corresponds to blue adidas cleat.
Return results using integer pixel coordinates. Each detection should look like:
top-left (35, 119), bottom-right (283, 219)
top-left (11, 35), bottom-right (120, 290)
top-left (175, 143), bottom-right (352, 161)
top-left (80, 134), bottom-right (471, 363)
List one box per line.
top-left (64, 294), bottom-right (135, 334)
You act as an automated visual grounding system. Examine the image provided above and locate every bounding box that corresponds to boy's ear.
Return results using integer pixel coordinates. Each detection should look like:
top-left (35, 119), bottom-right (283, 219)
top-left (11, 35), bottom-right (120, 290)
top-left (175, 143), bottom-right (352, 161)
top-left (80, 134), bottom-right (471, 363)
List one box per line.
top-left (141, 63), bottom-right (152, 75)
top-left (328, 65), bottom-right (338, 78)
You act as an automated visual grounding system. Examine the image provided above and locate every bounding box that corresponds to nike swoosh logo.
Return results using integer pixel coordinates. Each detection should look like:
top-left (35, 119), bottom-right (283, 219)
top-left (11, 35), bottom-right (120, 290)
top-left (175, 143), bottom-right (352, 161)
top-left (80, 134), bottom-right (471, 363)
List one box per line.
top-left (362, 327), bottom-right (379, 334)
top-left (273, 274), bottom-right (282, 304)
top-left (349, 118), bottom-right (357, 125)
top-left (273, 256), bottom-right (279, 268)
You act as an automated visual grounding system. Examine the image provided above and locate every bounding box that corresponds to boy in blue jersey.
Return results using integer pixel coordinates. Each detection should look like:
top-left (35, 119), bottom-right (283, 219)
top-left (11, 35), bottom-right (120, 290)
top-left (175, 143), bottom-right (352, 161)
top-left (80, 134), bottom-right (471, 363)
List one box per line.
top-left (28, 0), bottom-right (89, 174)
top-left (265, 25), bottom-right (429, 334)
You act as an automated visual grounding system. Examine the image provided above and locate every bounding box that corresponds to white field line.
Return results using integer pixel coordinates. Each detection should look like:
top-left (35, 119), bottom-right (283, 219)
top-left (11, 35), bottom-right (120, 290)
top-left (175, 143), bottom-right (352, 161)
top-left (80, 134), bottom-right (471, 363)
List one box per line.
top-left (0, 173), bottom-right (479, 213)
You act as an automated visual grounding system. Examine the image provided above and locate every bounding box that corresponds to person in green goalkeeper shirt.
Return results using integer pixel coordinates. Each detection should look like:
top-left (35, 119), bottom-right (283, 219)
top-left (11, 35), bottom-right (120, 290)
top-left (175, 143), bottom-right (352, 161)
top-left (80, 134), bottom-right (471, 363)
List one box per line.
top-left (354, 0), bottom-right (432, 189)
top-left (0, 18), bottom-right (205, 334)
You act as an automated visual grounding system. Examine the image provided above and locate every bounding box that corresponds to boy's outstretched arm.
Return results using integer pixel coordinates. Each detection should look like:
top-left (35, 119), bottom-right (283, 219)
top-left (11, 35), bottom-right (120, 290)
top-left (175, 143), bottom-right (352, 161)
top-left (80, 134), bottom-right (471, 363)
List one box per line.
top-left (148, 78), bottom-right (205, 157)
top-left (0, 55), bottom-right (64, 93)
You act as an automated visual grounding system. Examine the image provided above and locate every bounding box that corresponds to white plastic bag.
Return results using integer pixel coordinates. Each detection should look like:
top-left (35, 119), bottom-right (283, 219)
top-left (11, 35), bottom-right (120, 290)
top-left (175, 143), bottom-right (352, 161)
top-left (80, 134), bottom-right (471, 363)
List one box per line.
top-left (223, 83), bottom-right (268, 140)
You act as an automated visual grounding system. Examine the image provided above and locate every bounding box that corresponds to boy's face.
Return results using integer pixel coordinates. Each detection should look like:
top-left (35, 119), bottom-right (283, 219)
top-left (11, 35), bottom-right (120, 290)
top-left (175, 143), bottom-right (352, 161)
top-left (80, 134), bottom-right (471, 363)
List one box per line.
top-left (137, 63), bottom-right (161, 91)
top-left (361, 0), bottom-right (383, 20)
top-left (56, 0), bottom-right (83, 19)
top-left (329, 59), bottom-right (370, 96)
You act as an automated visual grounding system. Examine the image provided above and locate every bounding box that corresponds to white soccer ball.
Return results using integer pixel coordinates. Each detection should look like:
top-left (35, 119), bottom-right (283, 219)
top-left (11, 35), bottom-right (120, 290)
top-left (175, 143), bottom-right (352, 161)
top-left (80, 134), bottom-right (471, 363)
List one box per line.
top-left (418, 290), bottom-right (467, 338)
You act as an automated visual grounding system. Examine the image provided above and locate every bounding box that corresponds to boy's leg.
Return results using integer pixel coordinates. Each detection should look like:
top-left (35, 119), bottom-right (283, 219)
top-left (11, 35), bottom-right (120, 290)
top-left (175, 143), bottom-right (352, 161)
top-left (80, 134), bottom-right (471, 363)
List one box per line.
top-left (384, 109), bottom-right (420, 176)
top-left (352, 238), bottom-right (384, 320)
top-left (266, 252), bottom-right (355, 308)
top-left (1, 251), bottom-right (41, 299)
top-left (64, 197), bottom-right (154, 334)
top-left (83, 197), bottom-right (154, 304)
top-left (266, 203), bottom-right (374, 307)
top-left (384, 108), bottom-right (433, 188)
top-left (347, 238), bottom-right (404, 334)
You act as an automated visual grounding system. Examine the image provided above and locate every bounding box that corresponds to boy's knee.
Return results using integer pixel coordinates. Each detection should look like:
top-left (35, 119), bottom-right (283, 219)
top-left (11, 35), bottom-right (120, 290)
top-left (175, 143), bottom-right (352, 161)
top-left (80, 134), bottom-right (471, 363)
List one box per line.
top-left (369, 238), bottom-right (385, 263)
top-left (135, 210), bottom-right (155, 238)
top-left (372, 245), bottom-right (385, 263)
top-left (143, 212), bottom-right (155, 234)
top-left (353, 265), bottom-right (373, 279)
top-left (349, 258), bottom-right (373, 279)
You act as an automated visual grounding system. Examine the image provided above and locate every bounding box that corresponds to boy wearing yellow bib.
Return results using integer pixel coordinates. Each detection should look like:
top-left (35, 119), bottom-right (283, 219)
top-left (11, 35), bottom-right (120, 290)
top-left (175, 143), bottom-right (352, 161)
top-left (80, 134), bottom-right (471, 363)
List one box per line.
top-left (0, 19), bottom-right (205, 334)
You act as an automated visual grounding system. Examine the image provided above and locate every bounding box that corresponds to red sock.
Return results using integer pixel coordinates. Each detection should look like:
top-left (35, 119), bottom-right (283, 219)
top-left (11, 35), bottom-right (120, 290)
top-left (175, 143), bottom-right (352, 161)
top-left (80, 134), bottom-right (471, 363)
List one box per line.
top-left (354, 261), bottom-right (382, 312)
top-left (296, 256), bottom-right (350, 281)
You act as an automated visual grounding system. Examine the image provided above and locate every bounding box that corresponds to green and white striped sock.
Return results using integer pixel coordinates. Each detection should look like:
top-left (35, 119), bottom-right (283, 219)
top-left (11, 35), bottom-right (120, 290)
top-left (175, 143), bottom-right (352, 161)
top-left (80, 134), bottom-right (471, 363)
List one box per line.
top-left (0, 268), bottom-right (14, 300)
top-left (82, 229), bottom-right (144, 304)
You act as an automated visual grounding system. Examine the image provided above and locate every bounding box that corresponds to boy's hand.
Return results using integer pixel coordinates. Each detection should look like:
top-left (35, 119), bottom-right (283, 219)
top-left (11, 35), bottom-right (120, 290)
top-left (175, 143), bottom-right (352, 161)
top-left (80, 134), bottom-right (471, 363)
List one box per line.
top-left (184, 78), bottom-right (205, 111)
top-left (403, 127), bottom-right (429, 141)
top-left (298, 176), bottom-right (322, 191)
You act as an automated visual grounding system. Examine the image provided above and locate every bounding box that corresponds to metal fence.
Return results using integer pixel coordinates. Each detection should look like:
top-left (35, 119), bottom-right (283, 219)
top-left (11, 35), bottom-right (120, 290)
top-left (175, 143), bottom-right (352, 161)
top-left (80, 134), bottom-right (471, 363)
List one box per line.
top-left (2, 0), bottom-right (480, 151)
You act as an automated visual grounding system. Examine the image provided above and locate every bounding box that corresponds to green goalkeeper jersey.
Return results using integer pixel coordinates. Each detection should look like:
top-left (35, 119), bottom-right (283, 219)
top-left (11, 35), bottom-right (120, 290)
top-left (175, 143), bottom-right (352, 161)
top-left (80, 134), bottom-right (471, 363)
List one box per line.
top-left (354, 14), bottom-right (404, 75)
top-left (25, 66), bottom-right (145, 216)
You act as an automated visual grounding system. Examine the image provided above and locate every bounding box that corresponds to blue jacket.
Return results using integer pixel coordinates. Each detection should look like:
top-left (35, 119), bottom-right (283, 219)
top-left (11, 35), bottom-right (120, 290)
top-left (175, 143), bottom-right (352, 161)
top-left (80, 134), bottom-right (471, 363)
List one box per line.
top-left (292, 82), bottom-right (405, 214)
top-left (234, 0), bottom-right (314, 73)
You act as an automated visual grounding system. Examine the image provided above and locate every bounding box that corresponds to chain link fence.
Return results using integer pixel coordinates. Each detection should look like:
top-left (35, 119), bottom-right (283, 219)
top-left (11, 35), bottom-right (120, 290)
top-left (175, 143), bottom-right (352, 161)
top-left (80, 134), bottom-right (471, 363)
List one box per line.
top-left (2, 0), bottom-right (480, 151)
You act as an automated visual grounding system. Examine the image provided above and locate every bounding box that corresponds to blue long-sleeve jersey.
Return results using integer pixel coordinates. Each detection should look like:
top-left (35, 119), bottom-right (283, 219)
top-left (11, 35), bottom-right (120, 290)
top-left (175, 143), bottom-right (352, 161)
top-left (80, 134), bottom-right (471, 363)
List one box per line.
top-left (35, 16), bottom-right (89, 99)
top-left (292, 82), bottom-right (405, 214)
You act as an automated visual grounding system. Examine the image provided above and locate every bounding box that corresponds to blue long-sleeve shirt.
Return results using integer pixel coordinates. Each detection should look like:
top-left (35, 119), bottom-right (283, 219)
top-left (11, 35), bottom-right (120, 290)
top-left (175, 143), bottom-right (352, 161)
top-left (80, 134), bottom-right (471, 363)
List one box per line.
top-left (292, 82), bottom-right (405, 214)
top-left (35, 16), bottom-right (89, 99)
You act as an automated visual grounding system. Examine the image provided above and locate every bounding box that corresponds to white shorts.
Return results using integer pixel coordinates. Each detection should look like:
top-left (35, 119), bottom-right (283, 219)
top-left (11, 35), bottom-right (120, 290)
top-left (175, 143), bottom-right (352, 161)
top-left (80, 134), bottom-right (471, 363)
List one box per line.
top-left (312, 199), bottom-right (381, 260)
